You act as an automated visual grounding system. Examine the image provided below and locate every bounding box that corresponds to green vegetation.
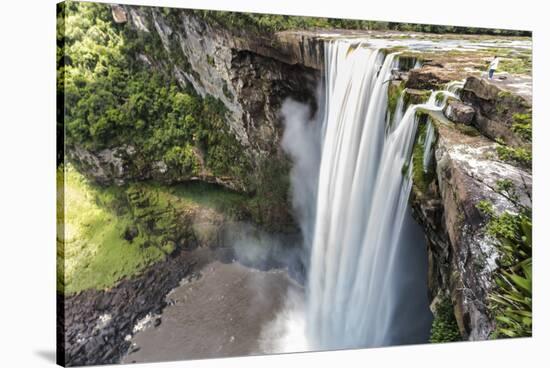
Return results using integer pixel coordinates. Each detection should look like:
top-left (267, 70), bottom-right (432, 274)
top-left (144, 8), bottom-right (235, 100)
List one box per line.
top-left (57, 4), bottom-right (296, 293)
top-left (495, 140), bottom-right (532, 169)
top-left (192, 9), bottom-right (530, 36)
top-left (435, 92), bottom-right (446, 105)
top-left (387, 81), bottom-right (404, 124)
top-left (247, 156), bottom-right (293, 231)
top-left (410, 118), bottom-right (436, 193)
top-left (58, 166), bottom-right (167, 294)
top-left (499, 55), bottom-right (532, 75)
top-left (403, 89), bottom-right (431, 108)
top-left (58, 2), bottom-right (250, 181)
top-left (430, 296), bottom-right (463, 343)
top-left (476, 180), bottom-right (532, 338)
top-left (57, 165), bottom-right (253, 294)
top-left (512, 112), bottom-right (532, 141)
top-left (454, 123), bottom-right (480, 137)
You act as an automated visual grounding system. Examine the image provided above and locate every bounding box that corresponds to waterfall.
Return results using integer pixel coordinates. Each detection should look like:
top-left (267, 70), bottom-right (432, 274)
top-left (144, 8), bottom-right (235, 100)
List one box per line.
top-left (304, 40), bottom-right (432, 350)
top-left (420, 80), bottom-right (464, 173)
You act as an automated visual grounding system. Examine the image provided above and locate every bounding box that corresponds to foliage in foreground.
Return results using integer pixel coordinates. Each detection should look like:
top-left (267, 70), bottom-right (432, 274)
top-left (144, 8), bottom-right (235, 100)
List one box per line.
top-left (477, 179), bottom-right (532, 338)
top-left (430, 296), bottom-right (462, 343)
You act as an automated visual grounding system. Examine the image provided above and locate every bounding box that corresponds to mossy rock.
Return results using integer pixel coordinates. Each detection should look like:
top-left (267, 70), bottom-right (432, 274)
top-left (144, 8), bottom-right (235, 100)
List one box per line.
top-left (404, 88), bottom-right (432, 107)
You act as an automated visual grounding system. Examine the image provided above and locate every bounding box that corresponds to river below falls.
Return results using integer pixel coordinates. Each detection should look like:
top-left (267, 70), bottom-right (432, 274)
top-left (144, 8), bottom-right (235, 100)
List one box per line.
top-left (123, 260), bottom-right (305, 363)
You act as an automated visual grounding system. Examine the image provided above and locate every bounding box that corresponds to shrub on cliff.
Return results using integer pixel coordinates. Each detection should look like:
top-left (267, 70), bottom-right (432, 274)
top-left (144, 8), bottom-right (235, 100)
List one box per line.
top-left (430, 296), bottom-right (462, 343)
top-left (58, 2), bottom-right (250, 182)
top-left (477, 180), bottom-right (532, 338)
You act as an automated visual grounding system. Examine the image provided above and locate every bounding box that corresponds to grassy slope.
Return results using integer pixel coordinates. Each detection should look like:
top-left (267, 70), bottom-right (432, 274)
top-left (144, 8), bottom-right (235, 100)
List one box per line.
top-left (57, 166), bottom-right (250, 295)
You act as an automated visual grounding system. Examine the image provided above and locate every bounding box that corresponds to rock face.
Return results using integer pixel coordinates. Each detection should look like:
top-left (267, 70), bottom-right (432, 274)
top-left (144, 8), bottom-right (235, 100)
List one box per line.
top-left (406, 62), bottom-right (455, 90)
top-left (111, 5), bottom-right (127, 23)
top-left (411, 120), bottom-right (532, 340)
top-left (59, 248), bottom-right (198, 366)
top-left (67, 144), bottom-right (242, 191)
top-left (461, 76), bottom-right (531, 147)
top-left (70, 5), bottom-right (321, 191)
top-left (444, 100), bottom-right (475, 125)
top-left (147, 8), bottom-right (320, 147)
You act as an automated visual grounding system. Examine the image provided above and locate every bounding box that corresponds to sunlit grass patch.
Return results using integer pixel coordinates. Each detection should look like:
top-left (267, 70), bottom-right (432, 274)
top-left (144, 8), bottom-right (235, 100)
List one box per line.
top-left (57, 166), bottom-right (254, 295)
top-left (58, 166), bottom-right (166, 294)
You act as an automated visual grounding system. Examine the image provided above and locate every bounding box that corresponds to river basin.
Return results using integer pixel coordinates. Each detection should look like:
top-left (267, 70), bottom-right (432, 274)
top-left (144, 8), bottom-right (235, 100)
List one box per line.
top-left (123, 260), bottom-right (304, 363)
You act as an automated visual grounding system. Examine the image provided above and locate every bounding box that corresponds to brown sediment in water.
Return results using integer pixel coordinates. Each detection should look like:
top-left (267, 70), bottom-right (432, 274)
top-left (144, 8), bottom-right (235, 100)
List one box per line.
top-left (123, 260), bottom-right (299, 363)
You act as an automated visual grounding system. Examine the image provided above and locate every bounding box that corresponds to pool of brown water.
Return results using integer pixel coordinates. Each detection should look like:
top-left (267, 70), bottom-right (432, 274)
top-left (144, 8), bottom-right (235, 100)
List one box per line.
top-left (123, 260), bottom-right (303, 363)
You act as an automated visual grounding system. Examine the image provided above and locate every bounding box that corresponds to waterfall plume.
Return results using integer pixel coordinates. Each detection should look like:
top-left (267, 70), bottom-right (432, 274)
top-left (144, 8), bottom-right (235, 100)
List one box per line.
top-left (305, 40), bottom-right (433, 349)
top-left (279, 39), bottom-right (462, 352)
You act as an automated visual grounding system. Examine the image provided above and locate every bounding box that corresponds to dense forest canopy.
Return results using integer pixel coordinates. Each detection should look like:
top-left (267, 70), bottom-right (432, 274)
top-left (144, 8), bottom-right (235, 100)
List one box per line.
top-left (57, 2), bottom-right (250, 180)
top-left (191, 9), bottom-right (531, 36)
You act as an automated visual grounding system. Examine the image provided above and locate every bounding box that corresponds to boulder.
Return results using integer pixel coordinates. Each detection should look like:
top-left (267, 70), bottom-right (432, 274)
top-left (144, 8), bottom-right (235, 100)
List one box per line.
top-left (444, 100), bottom-right (475, 125)
top-left (111, 5), bottom-right (127, 24)
top-left (406, 65), bottom-right (453, 90)
top-left (404, 88), bottom-right (431, 105)
top-left (461, 76), bottom-right (531, 147)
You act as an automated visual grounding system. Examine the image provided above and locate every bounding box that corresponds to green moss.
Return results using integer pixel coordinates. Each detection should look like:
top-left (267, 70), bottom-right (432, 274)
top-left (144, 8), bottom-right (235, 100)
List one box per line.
top-left (430, 296), bottom-right (462, 343)
top-left (411, 118), bottom-right (436, 193)
top-left (454, 124), bottom-right (480, 137)
top-left (57, 165), bottom-right (253, 295)
top-left (404, 89), bottom-right (431, 108)
top-left (156, 180), bottom-right (251, 218)
top-left (499, 56), bottom-right (532, 75)
top-left (58, 166), bottom-right (166, 294)
top-left (512, 112), bottom-right (532, 141)
top-left (496, 143), bottom-right (532, 169)
top-left (206, 54), bottom-right (215, 66)
top-left (387, 81), bottom-right (404, 123)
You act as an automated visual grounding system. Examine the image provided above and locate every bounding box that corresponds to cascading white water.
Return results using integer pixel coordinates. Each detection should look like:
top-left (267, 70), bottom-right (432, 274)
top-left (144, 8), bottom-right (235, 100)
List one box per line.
top-left (420, 80), bottom-right (464, 173)
top-left (279, 39), bottom-right (466, 352)
top-left (305, 40), bottom-right (435, 350)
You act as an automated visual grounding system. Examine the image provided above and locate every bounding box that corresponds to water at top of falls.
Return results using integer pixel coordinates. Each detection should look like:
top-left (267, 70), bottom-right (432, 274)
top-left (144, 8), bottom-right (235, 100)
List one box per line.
top-left (418, 80), bottom-right (465, 174)
top-left (305, 40), bottom-right (434, 350)
top-left (446, 80), bottom-right (465, 97)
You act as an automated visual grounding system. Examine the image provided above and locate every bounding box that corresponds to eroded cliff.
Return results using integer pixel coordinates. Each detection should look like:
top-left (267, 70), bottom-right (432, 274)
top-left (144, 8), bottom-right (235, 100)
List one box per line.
top-left (408, 71), bottom-right (532, 340)
top-left (68, 5), bottom-right (322, 193)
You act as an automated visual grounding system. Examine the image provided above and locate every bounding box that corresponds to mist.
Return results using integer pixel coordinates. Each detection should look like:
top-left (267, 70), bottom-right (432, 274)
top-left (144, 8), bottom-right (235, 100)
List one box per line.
top-left (251, 88), bottom-right (326, 354)
top-left (280, 88), bottom-right (325, 253)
